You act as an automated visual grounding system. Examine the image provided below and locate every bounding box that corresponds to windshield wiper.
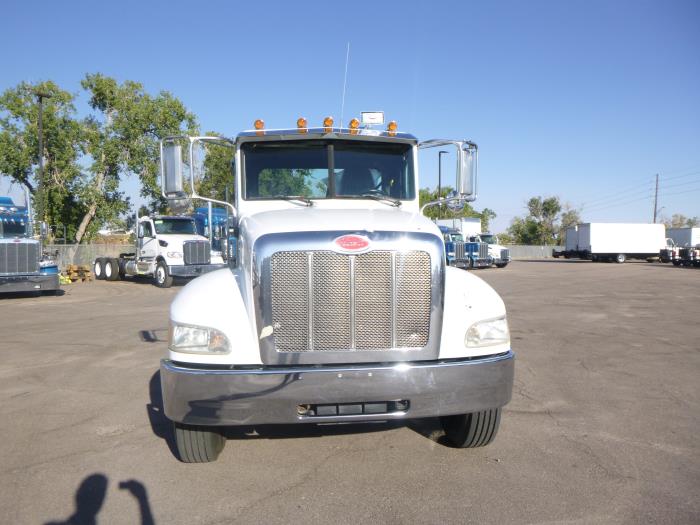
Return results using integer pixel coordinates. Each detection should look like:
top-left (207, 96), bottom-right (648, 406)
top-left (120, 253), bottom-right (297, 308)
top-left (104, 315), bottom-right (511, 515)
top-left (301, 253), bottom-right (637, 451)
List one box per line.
top-left (359, 192), bottom-right (401, 207)
top-left (271, 195), bottom-right (314, 207)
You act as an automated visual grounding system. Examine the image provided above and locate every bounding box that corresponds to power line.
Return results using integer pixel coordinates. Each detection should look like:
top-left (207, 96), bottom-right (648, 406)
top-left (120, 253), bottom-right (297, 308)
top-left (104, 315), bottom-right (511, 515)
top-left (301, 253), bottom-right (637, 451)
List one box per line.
top-left (583, 193), bottom-right (654, 214)
top-left (658, 178), bottom-right (700, 191)
top-left (661, 170), bottom-right (700, 182)
top-left (580, 186), bottom-right (655, 211)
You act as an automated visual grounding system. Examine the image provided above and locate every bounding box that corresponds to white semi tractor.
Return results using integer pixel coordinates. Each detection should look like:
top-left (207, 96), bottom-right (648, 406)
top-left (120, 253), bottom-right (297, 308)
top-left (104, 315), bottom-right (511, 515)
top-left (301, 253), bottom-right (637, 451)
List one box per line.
top-left (93, 214), bottom-right (226, 287)
top-left (158, 116), bottom-right (514, 462)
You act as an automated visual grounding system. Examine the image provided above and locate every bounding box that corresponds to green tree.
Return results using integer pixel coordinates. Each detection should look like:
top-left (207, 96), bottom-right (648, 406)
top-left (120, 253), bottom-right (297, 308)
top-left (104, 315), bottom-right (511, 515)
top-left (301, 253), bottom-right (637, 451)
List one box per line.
top-left (558, 206), bottom-right (582, 245)
top-left (508, 196), bottom-right (577, 245)
top-left (74, 74), bottom-right (198, 243)
top-left (0, 81), bottom-right (85, 236)
top-left (198, 132), bottom-right (235, 202)
top-left (663, 213), bottom-right (699, 228)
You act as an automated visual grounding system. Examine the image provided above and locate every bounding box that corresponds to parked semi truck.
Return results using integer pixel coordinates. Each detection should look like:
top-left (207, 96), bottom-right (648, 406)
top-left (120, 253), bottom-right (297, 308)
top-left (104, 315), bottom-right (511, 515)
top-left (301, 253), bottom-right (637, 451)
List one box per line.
top-left (157, 115), bottom-right (514, 462)
top-left (0, 193), bottom-right (60, 295)
top-left (471, 233), bottom-right (511, 268)
top-left (553, 223), bottom-right (667, 263)
top-left (93, 214), bottom-right (226, 287)
top-left (439, 225), bottom-right (492, 269)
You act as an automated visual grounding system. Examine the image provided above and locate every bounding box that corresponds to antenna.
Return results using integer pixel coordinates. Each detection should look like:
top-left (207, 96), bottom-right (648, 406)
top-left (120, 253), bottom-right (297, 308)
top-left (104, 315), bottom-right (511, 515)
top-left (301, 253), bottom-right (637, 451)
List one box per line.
top-left (340, 42), bottom-right (350, 128)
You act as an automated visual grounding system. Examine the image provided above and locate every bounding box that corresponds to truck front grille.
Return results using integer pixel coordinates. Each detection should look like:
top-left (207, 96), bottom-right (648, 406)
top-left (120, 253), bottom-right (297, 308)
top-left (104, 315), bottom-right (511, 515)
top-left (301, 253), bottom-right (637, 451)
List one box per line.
top-left (183, 241), bottom-right (210, 265)
top-left (0, 242), bottom-right (40, 275)
top-left (269, 250), bottom-right (431, 352)
top-left (501, 248), bottom-right (510, 261)
top-left (479, 243), bottom-right (489, 259)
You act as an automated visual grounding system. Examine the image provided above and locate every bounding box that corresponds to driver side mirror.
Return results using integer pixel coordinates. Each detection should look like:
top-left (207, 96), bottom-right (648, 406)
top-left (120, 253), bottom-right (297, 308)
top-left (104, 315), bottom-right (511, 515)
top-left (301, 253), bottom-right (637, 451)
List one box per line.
top-left (39, 221), bottom-right (48, 239)
top-left (137, 225), bottom-right (144, 239)
top-left (457, 145), bottom-right (477, 201)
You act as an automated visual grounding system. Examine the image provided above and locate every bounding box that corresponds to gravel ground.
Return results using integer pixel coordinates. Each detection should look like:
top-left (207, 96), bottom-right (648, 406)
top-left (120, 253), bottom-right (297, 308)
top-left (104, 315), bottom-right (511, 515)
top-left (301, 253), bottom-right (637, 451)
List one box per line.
top-left (0, 261), bottom-right (698, 524)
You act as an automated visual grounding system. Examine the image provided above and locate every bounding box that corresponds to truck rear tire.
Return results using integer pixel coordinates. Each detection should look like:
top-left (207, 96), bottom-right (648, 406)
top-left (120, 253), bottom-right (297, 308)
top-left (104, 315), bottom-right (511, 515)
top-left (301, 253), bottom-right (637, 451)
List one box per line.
top-left (440, 408), bottom-right (501, 448)
top-left (155, 261), bottom-right (173, 288)
top-left (496, 263), bottom-right (508, 268)
top-left (615, 254), bottom-right (626, 264)
top-left (174, 422), bottom-right (225, 463)
top-left (94, 258), bottom-right (106, 280)
top-left (105, 258), bottom-right (120, 281)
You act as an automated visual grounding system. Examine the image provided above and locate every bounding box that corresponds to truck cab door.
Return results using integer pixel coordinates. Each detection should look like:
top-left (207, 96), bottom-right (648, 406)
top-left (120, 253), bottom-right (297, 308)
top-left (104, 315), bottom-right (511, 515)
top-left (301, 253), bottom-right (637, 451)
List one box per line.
top-left (139, 221), bottom-right (157, 260)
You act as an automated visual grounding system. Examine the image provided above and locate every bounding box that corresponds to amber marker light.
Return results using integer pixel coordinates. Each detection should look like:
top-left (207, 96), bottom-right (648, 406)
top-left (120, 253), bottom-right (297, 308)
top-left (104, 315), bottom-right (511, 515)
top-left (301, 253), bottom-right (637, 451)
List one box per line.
top-left (387, 120), bottom-right (398, 136)
top-left (323, 116), bottom-right (334, 132)
top-left (297, 117), bottom-right (308, 133)
top-left (254, 119), bottom-right (265, 130)
top-left (348, 117), bottom-right (360, 135)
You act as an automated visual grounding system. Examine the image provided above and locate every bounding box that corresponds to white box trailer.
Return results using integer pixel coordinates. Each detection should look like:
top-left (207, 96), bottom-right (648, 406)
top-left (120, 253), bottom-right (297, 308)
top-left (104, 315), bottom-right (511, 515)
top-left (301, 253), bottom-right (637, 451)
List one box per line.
top-left (577, 223), bottom-right (666, 263)
top-left (436, 217), bottom-right (481, 237)
top-left (565, 226), bottom-right (578, 251)
top-left (666, 227), bottom-right (700, 247)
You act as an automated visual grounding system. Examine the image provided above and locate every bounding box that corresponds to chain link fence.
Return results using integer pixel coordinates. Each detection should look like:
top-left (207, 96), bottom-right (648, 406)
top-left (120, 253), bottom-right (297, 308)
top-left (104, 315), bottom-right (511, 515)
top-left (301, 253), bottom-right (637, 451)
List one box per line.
top-left (46, 244), bottom-right (134, 268)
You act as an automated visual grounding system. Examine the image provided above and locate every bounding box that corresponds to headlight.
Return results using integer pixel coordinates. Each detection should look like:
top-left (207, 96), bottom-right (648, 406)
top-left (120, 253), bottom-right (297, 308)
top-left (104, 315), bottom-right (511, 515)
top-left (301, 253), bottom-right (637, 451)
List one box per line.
top-left (465, 316), bottom-right (510, 347)
top-left (166, 251), bottom-right (182, 259)
top-left (169, 322), bottom-right (230, 354)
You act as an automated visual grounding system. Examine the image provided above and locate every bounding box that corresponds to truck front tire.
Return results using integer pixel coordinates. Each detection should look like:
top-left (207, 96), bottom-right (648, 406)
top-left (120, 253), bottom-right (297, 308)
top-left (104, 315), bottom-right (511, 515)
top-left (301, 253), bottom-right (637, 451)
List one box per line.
top-left (174, 422), bottom-right (225, 463)
top-left (440, 408), bottom-right (501, 448)
top-left (155, 261), bottom-right (173, 288)
top-left (615, 254), bottom-right (626, 264)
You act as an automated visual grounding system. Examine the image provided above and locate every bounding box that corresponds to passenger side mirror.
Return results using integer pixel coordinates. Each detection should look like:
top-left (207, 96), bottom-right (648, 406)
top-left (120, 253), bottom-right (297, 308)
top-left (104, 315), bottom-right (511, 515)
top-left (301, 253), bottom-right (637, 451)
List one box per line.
top-left (457, 144), bottom-right (477, 201)
top-left (39, 221), bottom-right (48, 239)
top-left (137, 225), bottom-right (144, 239)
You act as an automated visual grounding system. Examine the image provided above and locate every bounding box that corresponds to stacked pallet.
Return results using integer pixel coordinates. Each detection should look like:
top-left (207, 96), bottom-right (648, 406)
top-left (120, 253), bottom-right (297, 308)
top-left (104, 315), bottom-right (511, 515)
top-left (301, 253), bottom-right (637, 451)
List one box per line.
top-left (62, 264), bottom-right (93, 283)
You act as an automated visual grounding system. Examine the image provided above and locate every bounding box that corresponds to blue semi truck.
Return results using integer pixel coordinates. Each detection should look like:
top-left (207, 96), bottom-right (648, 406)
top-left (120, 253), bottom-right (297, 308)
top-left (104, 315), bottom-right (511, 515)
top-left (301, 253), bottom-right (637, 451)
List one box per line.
top-left (439, 225), bottom-right (492, 269)
top-left (0, 195), bottom-right (60, 295)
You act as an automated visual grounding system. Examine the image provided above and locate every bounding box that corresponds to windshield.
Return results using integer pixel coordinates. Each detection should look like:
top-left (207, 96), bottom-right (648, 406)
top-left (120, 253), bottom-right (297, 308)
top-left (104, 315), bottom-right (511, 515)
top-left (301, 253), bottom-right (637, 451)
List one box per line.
top-left (154, 218), bottom-right (196, 235)
top-left (480, 234), bottom-right (495, 244)
top-left (0, 218), bottom-right (28, 238)
top-left (243, 140), bottom-right (415, 200)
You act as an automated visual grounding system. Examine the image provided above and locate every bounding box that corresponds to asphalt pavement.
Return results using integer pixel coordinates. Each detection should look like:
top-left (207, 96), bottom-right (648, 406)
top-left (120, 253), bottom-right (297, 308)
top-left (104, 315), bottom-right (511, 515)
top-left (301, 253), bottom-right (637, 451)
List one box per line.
top-left (0, 261), bottom-right (698, 524)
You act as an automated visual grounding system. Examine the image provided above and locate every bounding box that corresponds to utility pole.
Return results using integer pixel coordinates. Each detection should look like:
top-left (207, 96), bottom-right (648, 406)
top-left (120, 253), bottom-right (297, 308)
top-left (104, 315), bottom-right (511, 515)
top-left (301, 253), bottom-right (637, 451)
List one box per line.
top-left (35, 92), bottom-right (52, 223)
top-left (438, 150), bottom-right (448, 219)
top-left (653, 173), bottom-right (659, 223)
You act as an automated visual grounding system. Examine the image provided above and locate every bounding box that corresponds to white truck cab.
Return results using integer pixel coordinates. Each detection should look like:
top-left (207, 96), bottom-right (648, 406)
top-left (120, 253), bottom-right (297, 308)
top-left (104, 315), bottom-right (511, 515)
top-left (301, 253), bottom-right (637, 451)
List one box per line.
top-left (94, 215), bottom-right (225, 287)
top-left (158, 117), bottom-right (514, 462)
top-left (475, 233), bottom-right (511, 268)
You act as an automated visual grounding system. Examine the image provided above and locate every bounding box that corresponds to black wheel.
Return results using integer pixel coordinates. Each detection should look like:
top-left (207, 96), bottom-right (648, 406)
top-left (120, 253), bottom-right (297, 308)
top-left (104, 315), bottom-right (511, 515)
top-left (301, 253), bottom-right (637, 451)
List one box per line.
top-left (440, 408), bottom-right (501, 448)
top-left (155, 261), bottom-right (173, 288)
top-left (615, 253), bottom-right (626, 264)
top-left (94, 258), bottom-right (106, 280)
top-left (495, 263), bottom-right (508, 268)
top-left (105, 258), bottom-right (120, 281)
top-left (174, 422), bottom-right (225, 463)
top-left (672, 260), bottom-right (681, 266)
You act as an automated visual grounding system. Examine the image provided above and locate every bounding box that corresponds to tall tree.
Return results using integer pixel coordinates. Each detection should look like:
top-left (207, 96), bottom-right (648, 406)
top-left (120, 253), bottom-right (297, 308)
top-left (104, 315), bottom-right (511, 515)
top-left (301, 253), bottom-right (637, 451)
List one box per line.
top-left (74, 74), bottom-right (198, 243)
top-left (663, 213), bottom-right (699, 228)
top-left (508, 196), bottom-right (574, 245)
top-left (0, 81), bottom-right (84, 234)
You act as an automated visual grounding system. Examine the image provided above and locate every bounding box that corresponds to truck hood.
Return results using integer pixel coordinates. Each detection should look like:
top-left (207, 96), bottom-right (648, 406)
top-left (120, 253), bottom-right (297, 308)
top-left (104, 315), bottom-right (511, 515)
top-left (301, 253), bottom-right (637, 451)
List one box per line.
top-left (158, 233), bottom-right (210, 248)
top-left (241, 208), bottom-right (440, 240)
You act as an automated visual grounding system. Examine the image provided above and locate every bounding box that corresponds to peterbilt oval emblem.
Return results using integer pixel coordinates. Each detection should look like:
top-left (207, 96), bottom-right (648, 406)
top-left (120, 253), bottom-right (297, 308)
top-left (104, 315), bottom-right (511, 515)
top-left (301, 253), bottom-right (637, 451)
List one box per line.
top-left (334, 234), bottom-right (370, 253)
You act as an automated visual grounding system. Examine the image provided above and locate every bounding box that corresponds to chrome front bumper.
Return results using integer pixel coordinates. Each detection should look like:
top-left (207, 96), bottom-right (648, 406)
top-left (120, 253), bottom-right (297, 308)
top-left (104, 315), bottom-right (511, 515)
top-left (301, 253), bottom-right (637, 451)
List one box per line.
top-left (0, 273), bottom-right (59, 293)
top-left (168, 263), bottom-right (226, 278)
top-left (160, 351), bottom-right (514, 426)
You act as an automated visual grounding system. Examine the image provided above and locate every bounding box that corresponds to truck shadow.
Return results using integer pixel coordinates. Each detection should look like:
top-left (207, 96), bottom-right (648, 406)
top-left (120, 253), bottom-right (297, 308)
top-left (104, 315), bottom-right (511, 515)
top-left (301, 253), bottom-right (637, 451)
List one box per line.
top-left (0, 289), bottom-right (66, 300)
top-left (147, 372), bottom-right (179, 458)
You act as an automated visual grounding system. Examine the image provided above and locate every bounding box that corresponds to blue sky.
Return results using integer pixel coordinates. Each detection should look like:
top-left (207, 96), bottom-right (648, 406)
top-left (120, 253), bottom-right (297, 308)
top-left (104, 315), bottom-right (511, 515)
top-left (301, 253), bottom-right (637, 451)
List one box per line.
top-left (1, 0), bottom-right (698, 232)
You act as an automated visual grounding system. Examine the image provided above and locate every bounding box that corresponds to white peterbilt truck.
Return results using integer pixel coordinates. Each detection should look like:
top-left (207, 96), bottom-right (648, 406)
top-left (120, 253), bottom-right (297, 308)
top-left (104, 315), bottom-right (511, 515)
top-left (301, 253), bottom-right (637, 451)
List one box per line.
top-left (93, 214), bottom-right (226, 287)
top-left (158, 115), bottom-right (514, 462)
